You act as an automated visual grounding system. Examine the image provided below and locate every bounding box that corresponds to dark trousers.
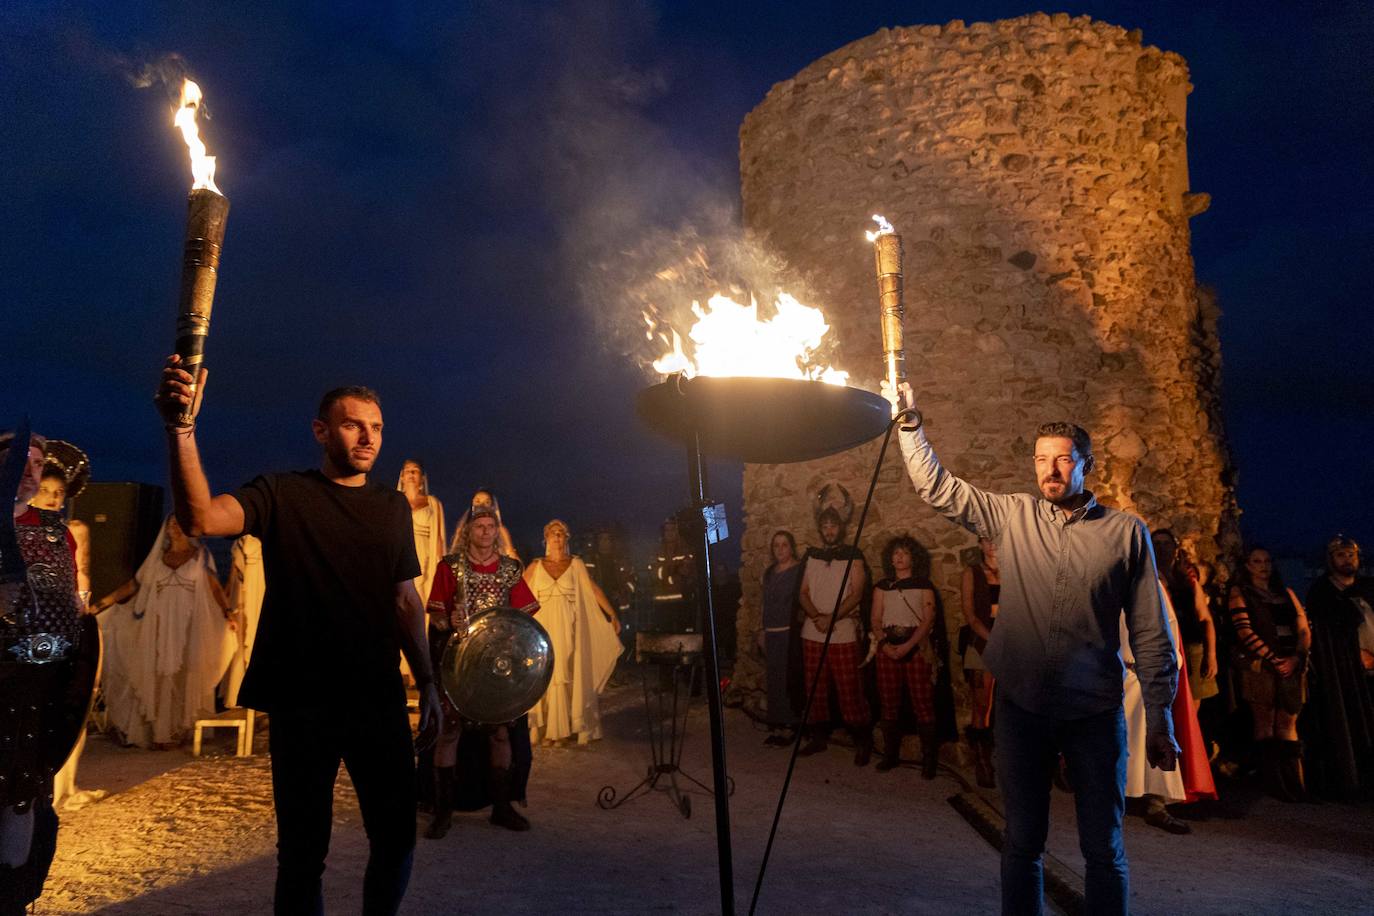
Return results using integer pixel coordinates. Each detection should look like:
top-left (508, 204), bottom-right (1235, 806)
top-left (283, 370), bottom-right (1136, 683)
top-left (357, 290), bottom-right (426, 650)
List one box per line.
top-left (268, 702), bottom-right (417, 916)
top-left (995, 695), bottom-right (1128, 916)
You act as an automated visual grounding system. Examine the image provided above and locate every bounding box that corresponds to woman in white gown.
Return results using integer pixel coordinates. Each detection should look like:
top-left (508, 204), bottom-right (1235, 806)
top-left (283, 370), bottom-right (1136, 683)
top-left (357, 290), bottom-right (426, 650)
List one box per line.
top-left (1121, 584), bottom-right (1186, 805)
top-left (525, 520), bottom-right (623, 746)
top-left (219, 535), bottom-right (265, 708)
top-left (397, 460), bottom-right (447, 607)
top-left (94, 516), bottom-right (235, 749)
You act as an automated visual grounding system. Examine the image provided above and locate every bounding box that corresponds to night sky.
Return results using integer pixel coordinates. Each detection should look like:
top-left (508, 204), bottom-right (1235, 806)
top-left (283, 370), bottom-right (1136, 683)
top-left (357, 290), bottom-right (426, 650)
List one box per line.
top-left (2, 2), bottom-right (1370, 565)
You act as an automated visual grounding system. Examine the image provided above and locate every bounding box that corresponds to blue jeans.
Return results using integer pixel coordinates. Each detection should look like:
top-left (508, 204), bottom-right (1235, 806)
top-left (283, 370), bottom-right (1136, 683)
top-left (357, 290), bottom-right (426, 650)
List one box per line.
top-left (995, 694), bottom-right (1128, 916)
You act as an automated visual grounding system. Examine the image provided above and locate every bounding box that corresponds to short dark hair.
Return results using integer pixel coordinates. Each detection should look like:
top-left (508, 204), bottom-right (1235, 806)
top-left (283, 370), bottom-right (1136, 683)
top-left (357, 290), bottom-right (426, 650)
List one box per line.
top-left (1035, 422), bottom-right (1092, 459)
top-left (317, 386), bottom-right (381, 421)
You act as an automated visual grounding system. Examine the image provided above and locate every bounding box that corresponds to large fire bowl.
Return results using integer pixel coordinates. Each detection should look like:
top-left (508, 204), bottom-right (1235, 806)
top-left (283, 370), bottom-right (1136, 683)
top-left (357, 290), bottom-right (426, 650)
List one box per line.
top-left (637, 375), bottom-right (891, 464)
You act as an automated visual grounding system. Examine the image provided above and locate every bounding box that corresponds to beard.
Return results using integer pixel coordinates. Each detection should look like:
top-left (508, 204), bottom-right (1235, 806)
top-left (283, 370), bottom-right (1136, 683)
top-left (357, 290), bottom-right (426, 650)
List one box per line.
top-left (328, 439), bottom-right (376, 474)
top-left (1038, 478), bottom-right (1072, 504)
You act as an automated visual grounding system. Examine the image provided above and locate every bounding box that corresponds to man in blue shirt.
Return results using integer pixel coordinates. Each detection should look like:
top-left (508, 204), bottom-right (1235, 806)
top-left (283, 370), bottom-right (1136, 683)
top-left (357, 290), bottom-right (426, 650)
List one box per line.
top-left (891, 384), bottom-right (1179, 916)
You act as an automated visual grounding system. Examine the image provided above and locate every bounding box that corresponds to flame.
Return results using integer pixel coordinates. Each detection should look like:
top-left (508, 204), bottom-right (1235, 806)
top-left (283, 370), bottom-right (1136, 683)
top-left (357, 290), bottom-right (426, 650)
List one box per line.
top-left (647, 292), bottom-right (848, 386)
top-left (175, 79), bottom-right (220, 194)
top-left (865, 214), bottom-right (894, 242)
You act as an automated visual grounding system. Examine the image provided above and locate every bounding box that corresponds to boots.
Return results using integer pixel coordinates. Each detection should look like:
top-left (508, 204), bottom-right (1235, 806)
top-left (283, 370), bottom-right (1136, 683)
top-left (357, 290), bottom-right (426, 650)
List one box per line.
top-left (423, 766), bottom-right (454, 840)
top-left (967, 727), bottom-right (996, 788)
top-left (488, 766), bottom-right (531, 831)
top-left (1259, 739), bottom-right (1296, 802)
top-left (851, 725), bottom-right (874, 767)
top-left (798, 727), bottom-right (829, 757)
top-left (875, 721), bottom-right (902, 772)
top-left (918, 723), bottom-right (940, 780)
top-left (1276, 739), bottom-right (1309, 802)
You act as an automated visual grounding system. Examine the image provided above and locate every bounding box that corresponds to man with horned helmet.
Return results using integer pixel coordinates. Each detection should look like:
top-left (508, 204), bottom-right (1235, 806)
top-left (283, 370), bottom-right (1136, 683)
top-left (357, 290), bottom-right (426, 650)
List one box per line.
top-left (797, 484), bottom-right (873, 765)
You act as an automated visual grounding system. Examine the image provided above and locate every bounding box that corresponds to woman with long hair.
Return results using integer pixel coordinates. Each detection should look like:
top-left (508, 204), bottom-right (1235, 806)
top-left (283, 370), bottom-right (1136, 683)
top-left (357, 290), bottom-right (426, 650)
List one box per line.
top-left (1229, 545), bottom-right (1312, 800)
top-left (759, 530), bottom-right (803, 746)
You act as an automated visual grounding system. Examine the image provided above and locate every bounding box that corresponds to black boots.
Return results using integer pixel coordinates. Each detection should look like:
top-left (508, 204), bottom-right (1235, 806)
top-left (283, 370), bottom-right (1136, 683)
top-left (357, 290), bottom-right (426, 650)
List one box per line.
top-left (1276, 739), bottom-right (1309, 802)
top-left (876, 722), bottom-right (902, 772)
top-left (966, 726), bottom-right (996, 788)
top-left (917, 724), bottom-right (940, 780)
top-left (423, 765), bottom-right (454, 840)
top-left (488, 767), bottom-right (531, 831)
top-left (851, 726), bottom-right (874, 767)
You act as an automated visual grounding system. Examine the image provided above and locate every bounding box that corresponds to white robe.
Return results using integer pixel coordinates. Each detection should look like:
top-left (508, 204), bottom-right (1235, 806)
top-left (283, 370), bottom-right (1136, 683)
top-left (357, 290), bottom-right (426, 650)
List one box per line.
top-left (526, 557), bottom-right (623, 744)
top-left (220, 536), bottom-right (266, 708)
top-left (99, 521), bottom-right (235, 747)
top-left (408, 496), bottom-right (447, 605)
top-left (1121, 586), bottom-right (1186, 802)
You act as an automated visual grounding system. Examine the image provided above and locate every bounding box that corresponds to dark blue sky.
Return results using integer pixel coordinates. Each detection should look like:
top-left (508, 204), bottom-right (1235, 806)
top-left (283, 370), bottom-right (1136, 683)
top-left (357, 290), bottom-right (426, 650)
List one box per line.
top-left (2, 1), bottom-right (1370, 562)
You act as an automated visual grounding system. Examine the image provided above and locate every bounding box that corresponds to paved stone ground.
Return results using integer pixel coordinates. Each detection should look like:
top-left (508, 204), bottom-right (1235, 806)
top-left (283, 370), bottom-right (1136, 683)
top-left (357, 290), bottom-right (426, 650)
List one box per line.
top-left (34, 679), bottom-right (1374, 915)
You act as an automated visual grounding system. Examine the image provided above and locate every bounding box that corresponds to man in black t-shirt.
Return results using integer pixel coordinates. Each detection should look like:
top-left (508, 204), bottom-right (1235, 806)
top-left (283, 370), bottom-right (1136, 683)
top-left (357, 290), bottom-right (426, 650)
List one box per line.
top-left (156, 355), bottom-right (441, 916)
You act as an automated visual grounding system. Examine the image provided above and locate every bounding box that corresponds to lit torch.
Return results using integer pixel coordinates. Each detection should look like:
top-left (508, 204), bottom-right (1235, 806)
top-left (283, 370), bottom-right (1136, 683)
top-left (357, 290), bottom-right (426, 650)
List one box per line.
top-left (170, 78), bottom-right (229, 427)
top-left (866, 215), bottom-right (904, 393)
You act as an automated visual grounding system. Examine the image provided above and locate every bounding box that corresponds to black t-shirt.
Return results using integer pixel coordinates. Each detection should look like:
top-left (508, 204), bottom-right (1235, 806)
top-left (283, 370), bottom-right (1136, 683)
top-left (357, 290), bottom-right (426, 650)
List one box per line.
top-left (233, 470), bottom-right (420, 712)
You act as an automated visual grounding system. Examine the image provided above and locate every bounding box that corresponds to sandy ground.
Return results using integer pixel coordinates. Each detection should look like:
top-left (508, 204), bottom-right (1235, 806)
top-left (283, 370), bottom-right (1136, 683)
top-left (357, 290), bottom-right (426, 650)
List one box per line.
top-left (35, 676), bottom-right (1374, 915)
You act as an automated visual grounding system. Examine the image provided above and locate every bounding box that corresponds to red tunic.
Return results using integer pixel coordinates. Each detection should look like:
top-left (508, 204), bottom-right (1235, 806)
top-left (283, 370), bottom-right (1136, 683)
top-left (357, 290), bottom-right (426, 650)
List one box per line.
top-left (426, 558), bottom-right (537, 619)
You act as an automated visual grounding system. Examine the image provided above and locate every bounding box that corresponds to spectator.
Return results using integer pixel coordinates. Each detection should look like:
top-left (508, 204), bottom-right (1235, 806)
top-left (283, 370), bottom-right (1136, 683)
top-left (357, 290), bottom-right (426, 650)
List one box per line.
top-left (960, 537), bottom-right (1000, 787)
top-left (758, 530), bottom-right (803, 747)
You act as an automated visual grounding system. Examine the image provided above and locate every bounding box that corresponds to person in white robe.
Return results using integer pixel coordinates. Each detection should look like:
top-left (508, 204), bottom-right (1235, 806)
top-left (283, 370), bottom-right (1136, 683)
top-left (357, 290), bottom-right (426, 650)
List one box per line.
top-left (95, 516), bottom-right (235, 749)
top-left (525, 520), bottom-right (622, 745)
top-left (1121, 585), bottom-right (1186, 806)
top-left (397, 460), bottom-right (447, 609)
top-left (220, 534), bottom-right (265, 708)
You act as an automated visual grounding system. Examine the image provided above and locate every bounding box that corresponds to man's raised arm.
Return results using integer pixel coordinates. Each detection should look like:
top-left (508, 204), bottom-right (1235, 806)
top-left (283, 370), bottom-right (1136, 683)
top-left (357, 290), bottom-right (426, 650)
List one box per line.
top-left (891, 385), bottom-right (1013, 539)
top-left (155, 355), bottom-right (245, 538)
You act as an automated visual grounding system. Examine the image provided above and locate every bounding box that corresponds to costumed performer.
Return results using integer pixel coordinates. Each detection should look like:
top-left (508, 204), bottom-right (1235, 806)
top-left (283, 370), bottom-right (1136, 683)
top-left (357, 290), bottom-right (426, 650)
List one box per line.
top-left (871, 535), bottom-right (941, 777)
top-left (758, 529), bottom-right (803, 747)
top-left (525, 519), bottom-right (622, 746)
top-left (220, 534), bottom-right (265, 709)
top-left (960, 537), bottom-right (1000, 787)
top-left (425, 506), bottom-right (540, 836)
top-left (448, 488), bottom-right (518, 561)
top-left (0, 428), bottom-right (96, 912)
top-left (94, 514), bottom-right (235, 749)
top-left (30, 442), bottom-right (106, 811)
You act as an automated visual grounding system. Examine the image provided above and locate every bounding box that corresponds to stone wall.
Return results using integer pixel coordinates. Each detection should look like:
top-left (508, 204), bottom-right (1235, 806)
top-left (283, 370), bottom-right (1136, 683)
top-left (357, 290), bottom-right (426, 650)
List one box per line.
top-left (731, 13), bottom-right (1237, 710)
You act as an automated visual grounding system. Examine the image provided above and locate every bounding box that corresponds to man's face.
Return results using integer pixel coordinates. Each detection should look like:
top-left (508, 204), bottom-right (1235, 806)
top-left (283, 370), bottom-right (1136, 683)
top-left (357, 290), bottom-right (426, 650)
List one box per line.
top-left (469, 516), bottom-right (499, 551)
top-left (820, 518), bottom-right (842, 546)
top-left (32, 475), bottom-right (66, 511)
top-left (1033, 436), bottom-right (1088, 505)
top-left (314, 397), bottom-right (382, 475)
top-left (1330, 547), bottom-right (1360, 577)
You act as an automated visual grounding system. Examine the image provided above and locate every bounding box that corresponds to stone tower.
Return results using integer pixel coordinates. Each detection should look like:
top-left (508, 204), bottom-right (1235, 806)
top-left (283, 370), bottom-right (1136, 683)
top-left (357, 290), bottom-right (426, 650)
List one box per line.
top-left (732, 14), bottom-right (1236, 704)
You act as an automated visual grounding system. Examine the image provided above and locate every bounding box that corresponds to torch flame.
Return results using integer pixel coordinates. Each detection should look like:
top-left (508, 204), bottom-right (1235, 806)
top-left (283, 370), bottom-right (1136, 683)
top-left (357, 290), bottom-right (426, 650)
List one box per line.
top-left (865, 214), bottom-right (895, 242)
top-left (175, 79), bottom-right (220, 194)
top-left (647, 292), bottom-right (848, 386)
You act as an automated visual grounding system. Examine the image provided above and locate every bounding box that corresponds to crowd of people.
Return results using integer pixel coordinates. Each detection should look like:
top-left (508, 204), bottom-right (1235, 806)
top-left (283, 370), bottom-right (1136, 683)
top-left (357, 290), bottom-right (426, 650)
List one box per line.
top-left (4, 361), bottom-right (1370, 916)
top-left (754, 488), bottom-right (1374, 820)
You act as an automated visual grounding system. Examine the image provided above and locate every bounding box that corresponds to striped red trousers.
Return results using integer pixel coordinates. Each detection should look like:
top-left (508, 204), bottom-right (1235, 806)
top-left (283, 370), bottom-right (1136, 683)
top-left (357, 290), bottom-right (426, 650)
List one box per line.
top-left (802, 638), bottom-right (870, 726)
top-left (875, 651), bottom-right (935, 724)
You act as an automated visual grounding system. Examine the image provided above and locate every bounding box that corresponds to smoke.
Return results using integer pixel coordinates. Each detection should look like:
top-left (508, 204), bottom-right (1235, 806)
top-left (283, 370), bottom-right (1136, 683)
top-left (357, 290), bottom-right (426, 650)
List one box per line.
top-left (496, 1), bottom-right (821, 375)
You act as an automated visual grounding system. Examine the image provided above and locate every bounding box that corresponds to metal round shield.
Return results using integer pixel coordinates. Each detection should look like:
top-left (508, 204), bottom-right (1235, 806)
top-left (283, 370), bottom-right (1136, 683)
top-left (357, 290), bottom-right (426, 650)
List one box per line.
top-left (439, 607), bottom-right (554, 725)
